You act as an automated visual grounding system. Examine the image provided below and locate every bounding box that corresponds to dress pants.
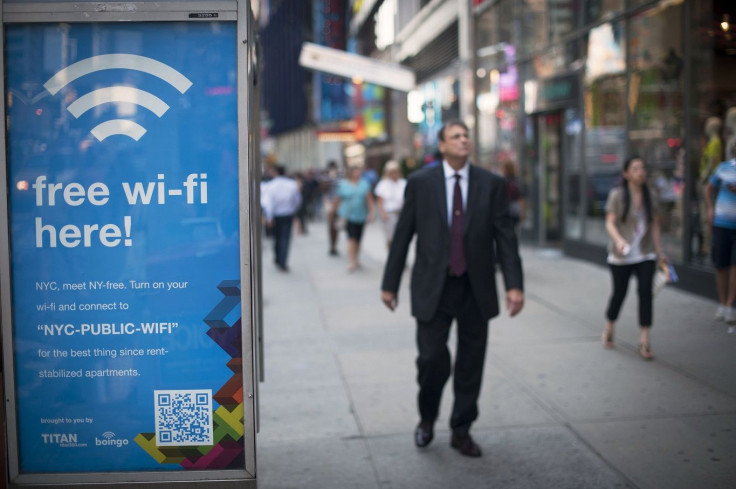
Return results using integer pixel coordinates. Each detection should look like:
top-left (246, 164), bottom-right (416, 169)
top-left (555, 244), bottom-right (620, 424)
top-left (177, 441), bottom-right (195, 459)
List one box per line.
top-left (416, 273), bottom-right (488, 435)
top-left (273, 215), bottom-right (293, 267)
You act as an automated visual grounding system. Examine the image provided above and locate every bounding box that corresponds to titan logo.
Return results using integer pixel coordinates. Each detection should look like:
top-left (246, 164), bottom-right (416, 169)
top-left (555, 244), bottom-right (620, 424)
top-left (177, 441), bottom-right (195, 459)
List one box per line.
top-left (41, 433), bottom-right (79, 445)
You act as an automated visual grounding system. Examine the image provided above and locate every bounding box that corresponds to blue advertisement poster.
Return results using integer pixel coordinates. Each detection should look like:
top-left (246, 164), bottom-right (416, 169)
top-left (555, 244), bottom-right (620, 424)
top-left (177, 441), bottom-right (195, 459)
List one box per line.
top-left (4, 22), bottom-right (244, 473)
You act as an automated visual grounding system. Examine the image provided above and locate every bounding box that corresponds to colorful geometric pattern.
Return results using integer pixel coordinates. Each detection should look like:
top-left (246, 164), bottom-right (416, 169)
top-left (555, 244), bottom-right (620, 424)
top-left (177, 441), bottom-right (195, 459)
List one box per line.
top-left (135, 280), bottom-right (245, 469)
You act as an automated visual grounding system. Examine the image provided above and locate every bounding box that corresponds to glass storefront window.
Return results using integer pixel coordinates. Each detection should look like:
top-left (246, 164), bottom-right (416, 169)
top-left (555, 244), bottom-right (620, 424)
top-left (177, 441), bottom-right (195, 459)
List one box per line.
top-left (476, 58), bottom-right (520, 169)
top-left (584, 0), bottom-right (624, 25)
top-left (411, 76), bottom-right (460, 163)
top-left (476, 1), bottom-right (520, 169)
top-left (627, 0), bottom-right (652, 10)
top-left (522, 88), bottom-right (537, 236)
top-left (687, 1), bottom-right (736, 265)
top-left (531, 41), bottom-right (579, 79)
top-left (583, 19), bottom-right (626, 246)
top-left (548, 1), bottom-right (579, 43)
top-left (476, 0), bottom-right (517, 60)
top-left (628, 3), bottom-right (684, 260)
top-left (521, 1), bottom-right (549, 54)
top-left (565, 108), bottom-right (584, 240)
top-left (521, 0), bottom-right (579, 55)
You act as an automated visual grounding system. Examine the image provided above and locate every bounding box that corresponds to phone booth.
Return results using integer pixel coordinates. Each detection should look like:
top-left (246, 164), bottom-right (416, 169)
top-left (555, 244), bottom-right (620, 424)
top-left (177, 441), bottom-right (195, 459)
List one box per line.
top-left (0, 1), bottom-right (260, 487)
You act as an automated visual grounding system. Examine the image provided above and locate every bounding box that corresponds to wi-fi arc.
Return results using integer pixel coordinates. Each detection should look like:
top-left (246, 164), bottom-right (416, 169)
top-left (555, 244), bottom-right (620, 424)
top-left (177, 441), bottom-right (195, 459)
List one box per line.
top-left (92, 120), bottom-right (147, 142)
top-left (44, 54), bottom-right (192, 95)
top-left (67, 87), bottom-right (169, 118)
top-left (101, 431), bottom-right (116, 440)
top-left (44, 54), bottom-right (192, 141)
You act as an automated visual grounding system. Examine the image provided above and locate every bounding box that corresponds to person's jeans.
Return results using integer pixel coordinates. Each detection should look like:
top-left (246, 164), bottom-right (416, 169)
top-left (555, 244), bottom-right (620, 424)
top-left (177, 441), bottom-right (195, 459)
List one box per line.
top-left (273, 215), bottom-right (293, 267)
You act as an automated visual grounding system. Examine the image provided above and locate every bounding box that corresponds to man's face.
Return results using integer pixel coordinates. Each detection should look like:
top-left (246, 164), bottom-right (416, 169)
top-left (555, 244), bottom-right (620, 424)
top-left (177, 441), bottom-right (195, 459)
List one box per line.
top-left (439, 124), bottom-right (471, 161)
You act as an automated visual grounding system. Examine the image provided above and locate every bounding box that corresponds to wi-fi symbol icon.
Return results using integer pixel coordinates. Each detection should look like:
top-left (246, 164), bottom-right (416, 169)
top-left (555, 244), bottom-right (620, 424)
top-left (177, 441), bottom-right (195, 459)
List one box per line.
top-left (44, 54), bottom-right (192, 142)
top-left (101, 431), bottom-right (116, 440)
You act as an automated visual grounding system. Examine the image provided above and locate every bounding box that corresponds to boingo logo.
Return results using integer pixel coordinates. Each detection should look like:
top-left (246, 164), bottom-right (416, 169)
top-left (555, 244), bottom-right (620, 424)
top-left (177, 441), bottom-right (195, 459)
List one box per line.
top-left (95, 431), bottom-right (129, 448)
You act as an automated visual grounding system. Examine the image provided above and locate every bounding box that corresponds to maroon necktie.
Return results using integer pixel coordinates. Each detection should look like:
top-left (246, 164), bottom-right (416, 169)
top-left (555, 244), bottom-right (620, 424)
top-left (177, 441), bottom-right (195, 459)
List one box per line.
top-left (449, 173), bottom-right (466, 276)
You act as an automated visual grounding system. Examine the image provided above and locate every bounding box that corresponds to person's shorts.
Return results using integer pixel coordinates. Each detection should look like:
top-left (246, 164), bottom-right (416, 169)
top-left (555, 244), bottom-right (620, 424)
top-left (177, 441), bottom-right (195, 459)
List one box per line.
top-left (346, 221), bottom-right (365, 241)
top-left (712, 225), bottom-right (736, 269)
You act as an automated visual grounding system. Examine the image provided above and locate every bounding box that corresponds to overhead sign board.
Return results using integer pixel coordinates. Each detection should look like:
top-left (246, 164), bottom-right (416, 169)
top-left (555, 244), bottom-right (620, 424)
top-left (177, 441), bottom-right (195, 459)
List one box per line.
top-left (299, 41), bottom-right (416, 92)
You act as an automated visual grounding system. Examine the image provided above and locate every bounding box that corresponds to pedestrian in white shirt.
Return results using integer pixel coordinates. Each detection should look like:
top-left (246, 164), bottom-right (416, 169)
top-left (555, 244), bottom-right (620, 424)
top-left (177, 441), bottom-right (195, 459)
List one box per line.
top-left (374, 160), bottom-right (407, 249)
top-left (263, 165), bottom-right (302, 271)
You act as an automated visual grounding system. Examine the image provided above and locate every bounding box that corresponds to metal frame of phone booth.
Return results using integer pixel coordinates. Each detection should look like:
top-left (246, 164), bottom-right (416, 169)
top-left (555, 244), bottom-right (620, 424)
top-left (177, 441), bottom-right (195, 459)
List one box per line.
top-left (0, 1), bottom-right (259, 487)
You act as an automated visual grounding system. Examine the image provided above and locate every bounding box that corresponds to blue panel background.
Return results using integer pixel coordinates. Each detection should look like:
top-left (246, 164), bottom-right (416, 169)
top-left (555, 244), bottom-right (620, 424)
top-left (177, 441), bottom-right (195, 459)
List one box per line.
top-left (4, 22), bottom-right (241, 472)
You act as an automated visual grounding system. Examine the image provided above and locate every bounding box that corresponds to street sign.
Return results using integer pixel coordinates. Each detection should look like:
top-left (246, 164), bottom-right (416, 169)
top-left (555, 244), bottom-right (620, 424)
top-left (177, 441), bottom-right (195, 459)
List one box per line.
top-left (299, 41), bottom-right (416, 92)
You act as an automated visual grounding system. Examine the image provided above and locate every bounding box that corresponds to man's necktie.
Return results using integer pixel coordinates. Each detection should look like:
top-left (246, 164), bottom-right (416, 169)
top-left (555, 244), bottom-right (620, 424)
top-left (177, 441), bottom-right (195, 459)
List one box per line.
top-left (449, 173), bottom-right (466, 276)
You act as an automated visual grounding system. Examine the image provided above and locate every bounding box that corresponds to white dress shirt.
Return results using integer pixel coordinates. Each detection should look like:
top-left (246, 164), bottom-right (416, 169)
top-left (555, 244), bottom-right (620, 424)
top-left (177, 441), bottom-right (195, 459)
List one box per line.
top-left (442, 160), bottom-right (469, 225)
top-left (262, 176), bottom-right (302, 221)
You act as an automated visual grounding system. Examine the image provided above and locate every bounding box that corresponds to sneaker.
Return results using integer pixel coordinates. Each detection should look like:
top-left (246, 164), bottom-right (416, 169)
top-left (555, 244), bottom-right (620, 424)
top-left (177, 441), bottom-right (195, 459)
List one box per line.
top-left (725, 307), bottom-right (736, 325)
top-left (715, 305), bottom-right (727, 321)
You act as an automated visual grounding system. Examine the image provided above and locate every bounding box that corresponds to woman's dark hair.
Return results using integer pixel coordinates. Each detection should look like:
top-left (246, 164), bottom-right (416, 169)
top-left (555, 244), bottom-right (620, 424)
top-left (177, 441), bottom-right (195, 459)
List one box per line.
top-left (620, 156), bottom-right (653, 223)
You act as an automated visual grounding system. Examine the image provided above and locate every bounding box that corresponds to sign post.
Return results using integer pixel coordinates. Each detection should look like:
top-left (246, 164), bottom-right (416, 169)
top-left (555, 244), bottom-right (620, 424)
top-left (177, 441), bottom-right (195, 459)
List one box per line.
top-left (0, 1), bottom-right (258, 487)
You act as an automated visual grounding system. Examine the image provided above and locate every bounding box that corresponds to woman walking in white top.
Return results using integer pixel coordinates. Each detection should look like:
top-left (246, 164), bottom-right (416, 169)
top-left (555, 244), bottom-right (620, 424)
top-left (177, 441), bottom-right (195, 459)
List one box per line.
top-left (374, 160), bottom-right (407, 249)
top-left (602, 156), bottom-right (665, 360)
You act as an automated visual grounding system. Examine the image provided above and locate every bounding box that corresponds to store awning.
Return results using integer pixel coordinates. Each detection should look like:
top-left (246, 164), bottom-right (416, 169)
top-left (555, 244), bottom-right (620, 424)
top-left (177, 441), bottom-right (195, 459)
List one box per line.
top-left (298, 42), bottom-right (416, 92)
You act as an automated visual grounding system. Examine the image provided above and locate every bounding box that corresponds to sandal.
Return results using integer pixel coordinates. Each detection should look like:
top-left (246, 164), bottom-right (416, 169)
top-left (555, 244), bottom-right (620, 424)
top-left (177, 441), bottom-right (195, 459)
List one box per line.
top-left (639, 342), bottom-right (654, 360)
top-left (601, 327), bottom-right (614, 349)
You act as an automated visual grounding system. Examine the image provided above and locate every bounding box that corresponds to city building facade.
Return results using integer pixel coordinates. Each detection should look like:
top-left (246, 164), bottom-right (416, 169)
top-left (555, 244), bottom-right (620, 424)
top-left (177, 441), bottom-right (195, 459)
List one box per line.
top-left (259, 0), bottom-right (732, 298)
top-left (347, 0), bottom-right (733, 298)
top-left (473, 0), bottom-right (728, 297)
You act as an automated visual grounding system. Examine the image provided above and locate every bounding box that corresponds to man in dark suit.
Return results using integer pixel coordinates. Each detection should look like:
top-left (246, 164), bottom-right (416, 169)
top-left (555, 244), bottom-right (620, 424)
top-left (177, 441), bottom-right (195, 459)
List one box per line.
top-left (381, 120), bottom-right (524, 457)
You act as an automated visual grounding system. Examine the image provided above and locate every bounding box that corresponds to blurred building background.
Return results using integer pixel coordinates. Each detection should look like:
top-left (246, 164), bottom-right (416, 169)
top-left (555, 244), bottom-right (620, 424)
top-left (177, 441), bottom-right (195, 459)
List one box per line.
top-left (258, 0), bottom-right (736, 299)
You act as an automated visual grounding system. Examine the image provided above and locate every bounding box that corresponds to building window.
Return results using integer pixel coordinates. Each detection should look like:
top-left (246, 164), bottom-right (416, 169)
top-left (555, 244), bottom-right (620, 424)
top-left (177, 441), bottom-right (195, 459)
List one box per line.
top-left (565, 106), bottom-right (584, 241)
top-left (688, 1), bottom-right (736, 265)
top-left (522, 0), bottom-right (579, 55)
top-left (476, 0), bottom-right (517, 52)
top-left (476, 0), bottom-right (520, 168)
top-left (628, 3), bottom-right (684, 260)
top-left (583, 19), bottom-right (627, 246)
top-left (584, 0), bottom-right (624, 26)
top-left (522, 0), bottom-right (550, 55)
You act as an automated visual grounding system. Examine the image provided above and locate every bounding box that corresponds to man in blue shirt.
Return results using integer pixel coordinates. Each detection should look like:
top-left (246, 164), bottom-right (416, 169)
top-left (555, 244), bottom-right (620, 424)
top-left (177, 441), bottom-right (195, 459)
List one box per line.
top-left (705, 153), bottom-right (736, 329)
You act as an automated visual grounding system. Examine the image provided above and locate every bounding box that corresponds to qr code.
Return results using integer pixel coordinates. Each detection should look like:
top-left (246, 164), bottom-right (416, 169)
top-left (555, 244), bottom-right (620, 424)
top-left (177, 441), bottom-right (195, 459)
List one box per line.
top-left (154, 389), bottom-right (213, 446)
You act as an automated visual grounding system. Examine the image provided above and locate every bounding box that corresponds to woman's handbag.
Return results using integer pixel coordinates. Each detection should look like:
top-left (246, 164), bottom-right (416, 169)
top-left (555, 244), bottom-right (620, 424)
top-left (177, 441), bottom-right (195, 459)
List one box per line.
top-left (653, 259), bottom-right (678, 295)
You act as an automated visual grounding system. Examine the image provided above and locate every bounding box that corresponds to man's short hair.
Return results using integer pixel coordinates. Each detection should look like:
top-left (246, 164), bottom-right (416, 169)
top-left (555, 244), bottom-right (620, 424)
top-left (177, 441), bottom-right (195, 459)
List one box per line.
top-left (438, 120), bottom-right (469, 142)
top-left (275, 165), bottom-right (286, 176)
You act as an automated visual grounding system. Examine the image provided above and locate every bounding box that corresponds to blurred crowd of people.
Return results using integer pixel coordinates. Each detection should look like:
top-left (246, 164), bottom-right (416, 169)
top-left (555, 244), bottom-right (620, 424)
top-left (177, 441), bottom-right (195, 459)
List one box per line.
top-left (259, 154), bottom-right (528, 275)
top-left (260, 157), bottom-right (408, 273)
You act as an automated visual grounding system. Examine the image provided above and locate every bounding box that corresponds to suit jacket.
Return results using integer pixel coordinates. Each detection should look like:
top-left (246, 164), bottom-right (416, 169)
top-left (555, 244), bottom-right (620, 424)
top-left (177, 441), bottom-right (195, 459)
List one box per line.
top-left (381, 163), bottom-right (523, 322)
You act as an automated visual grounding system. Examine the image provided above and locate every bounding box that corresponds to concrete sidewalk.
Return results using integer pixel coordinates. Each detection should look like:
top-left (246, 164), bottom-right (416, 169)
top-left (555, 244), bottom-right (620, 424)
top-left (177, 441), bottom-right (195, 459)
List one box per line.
top-left (255, 220), bottom-right (736, 489)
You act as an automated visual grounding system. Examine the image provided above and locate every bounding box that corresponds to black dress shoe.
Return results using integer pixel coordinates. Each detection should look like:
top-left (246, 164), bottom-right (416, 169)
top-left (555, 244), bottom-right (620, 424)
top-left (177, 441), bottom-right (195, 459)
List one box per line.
top-left (414, 421), bottom-right (434, 448)
top-left (450, 432), bottom-right (482, 457)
